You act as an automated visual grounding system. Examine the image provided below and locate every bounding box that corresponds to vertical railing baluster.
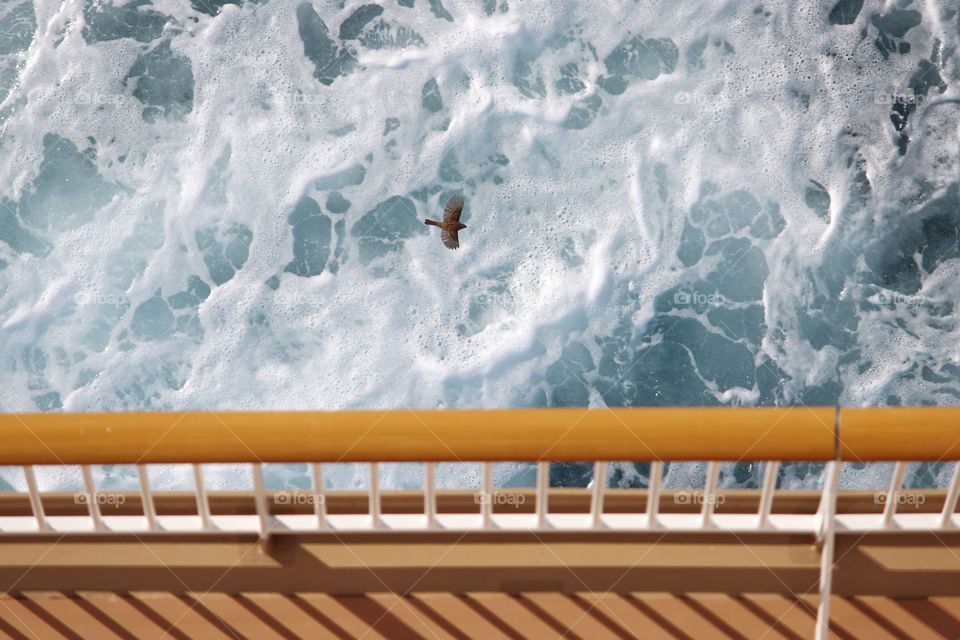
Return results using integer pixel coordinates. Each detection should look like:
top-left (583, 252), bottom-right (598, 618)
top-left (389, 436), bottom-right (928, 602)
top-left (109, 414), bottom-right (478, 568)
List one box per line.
top-left (311, 463), bottom-right (327, 529)
top-left (646, 461), bottom-right (662, 528)
top-left (591, 462), bottom-right (607, 528)
top-left (940, 462), bottom-right (960, 529)
top-left (252, 463), bottom-right (270, 537)
top-left (369, 463), bottom-right (382, 528)
top-left (757, 461), bottom-right (780, 528)
top-left (536, 462), bottom-right (549, 528)
top-left (815, 461), bottom-right (840, 640)
top-left (882, 462), bottom-right (906, 528)
top-left (23, 466), bottom-right (48, 532)
top-left (425, 463), bottom-right (437, 528)
top-left (193, 464), bottom-right (212, 531)
top-left (137, 464), bottom-right (158, 531)
top-left (481, 462), bottom-right (493, 529)
top-left (82, 465), bottom-right (104, 532)
top-left (701, 462), bottom-right (719, 528)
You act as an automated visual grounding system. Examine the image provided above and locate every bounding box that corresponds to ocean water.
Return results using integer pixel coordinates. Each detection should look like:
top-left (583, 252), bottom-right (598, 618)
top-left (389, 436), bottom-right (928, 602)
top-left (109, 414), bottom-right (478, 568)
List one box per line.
top-left (0, 0), bottom-right (958, 492)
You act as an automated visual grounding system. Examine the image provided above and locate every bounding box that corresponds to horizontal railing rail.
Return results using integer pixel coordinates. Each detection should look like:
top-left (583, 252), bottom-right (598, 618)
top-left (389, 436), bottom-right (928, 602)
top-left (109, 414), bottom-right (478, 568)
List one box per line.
top-left (0, 407), bottom-right (958, 463)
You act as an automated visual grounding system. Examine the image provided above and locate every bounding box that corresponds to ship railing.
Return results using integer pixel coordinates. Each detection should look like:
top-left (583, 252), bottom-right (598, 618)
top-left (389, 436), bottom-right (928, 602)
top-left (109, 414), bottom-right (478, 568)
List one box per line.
top-left (1, 407), bottom-right (958, 640)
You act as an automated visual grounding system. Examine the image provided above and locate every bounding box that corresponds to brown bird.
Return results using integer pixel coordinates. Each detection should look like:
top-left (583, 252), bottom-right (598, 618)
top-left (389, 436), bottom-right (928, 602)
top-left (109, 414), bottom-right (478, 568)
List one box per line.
top-left (424, 195), bottom-right (467, 249)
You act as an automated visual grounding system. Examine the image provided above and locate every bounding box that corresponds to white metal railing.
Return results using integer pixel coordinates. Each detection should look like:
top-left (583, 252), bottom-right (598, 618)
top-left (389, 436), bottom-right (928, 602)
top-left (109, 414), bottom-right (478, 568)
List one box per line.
top-left (3, 459), bottom-right (960, 640)
top-left (4, 460), bottom-right (959, 534)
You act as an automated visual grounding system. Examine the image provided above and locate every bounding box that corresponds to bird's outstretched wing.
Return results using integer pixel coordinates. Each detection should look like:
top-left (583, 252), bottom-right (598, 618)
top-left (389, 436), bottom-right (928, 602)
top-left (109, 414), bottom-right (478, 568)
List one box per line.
top-left (441, 227), bottom-right (460, 249)
top-left (442, 195), bottom-right (464, 222)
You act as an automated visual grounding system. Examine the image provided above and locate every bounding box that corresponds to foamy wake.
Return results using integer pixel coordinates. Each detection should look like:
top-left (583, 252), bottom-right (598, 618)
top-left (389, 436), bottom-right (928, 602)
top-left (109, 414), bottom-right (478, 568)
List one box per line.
top-left (0, 0), bottom-right (958, 490)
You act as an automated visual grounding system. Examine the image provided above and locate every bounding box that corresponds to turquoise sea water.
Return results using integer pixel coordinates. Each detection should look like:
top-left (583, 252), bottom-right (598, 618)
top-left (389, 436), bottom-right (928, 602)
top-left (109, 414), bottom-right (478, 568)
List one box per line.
top-left (0, 0), bottom-right (958, 490)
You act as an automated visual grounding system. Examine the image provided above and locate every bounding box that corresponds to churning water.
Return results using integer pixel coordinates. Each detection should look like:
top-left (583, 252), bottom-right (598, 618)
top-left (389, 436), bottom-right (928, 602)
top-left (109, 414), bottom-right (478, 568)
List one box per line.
top-left (0, 0), bottom-right (958, 491)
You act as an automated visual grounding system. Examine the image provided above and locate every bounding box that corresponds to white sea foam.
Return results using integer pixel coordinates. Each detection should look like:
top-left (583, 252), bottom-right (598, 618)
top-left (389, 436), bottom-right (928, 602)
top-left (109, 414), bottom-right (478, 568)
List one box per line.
top-left (0, 0), bottom-right (958, 490)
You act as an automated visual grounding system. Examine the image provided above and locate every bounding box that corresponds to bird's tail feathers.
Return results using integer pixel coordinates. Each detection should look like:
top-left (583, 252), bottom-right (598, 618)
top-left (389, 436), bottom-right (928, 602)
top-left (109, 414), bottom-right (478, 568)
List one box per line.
top-left (424, 218), bottom-right (441, 227)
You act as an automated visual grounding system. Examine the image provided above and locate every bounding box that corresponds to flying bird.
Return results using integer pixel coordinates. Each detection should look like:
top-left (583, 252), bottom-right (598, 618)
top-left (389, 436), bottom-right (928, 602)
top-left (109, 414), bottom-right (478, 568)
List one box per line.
top-left (424, 195), bottom-right (467, 249)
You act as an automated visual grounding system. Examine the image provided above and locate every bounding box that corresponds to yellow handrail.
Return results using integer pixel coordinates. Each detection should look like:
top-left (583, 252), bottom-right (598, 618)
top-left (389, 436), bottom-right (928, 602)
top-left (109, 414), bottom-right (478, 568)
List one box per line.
top-left (0, 407), bottom-right (955, 464)
top-left (0, 408), bottom-right (832, 464)
top-left (842, 407), bottom-right (960, 461)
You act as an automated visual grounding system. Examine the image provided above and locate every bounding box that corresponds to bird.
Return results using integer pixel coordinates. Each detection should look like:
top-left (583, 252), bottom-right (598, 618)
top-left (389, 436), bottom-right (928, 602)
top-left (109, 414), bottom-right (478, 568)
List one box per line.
top-left (424, 194), bottom-right (467, 249)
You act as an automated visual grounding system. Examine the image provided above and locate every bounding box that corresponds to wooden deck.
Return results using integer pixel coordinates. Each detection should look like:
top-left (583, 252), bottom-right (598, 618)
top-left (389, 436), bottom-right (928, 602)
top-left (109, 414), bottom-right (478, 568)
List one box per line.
top-left (2, 592), bottom-right (959, 639)
top-left (1, 528), bottom-right (959, 638)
